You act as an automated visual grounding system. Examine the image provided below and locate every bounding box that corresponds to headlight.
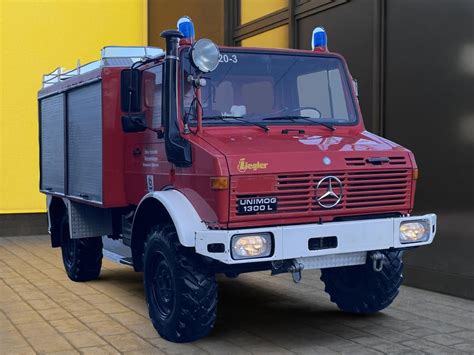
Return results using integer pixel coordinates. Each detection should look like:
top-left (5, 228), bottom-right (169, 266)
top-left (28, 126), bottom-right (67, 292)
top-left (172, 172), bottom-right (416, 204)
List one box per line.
top-left (231, 233), bottom-right (272, 259)
top-left (399, 220), bottom-right (430, 243)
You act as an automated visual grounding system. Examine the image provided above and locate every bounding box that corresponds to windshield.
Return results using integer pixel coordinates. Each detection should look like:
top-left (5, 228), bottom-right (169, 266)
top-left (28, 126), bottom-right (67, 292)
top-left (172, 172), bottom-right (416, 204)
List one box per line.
top-left (181, 50), bottom-right (357, 126)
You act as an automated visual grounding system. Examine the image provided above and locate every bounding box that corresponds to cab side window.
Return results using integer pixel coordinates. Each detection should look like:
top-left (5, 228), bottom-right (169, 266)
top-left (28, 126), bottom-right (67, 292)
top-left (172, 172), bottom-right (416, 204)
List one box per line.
top-left (144, 65), bottom-right (163, 127)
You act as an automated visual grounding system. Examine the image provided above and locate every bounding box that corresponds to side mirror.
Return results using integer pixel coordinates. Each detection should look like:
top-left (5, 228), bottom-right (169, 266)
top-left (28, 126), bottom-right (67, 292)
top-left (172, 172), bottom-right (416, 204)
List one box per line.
top-left (190, 38), bottom-right (220, 73)
top-left (121, 69), bottom-right (142, 112)
top-left (121, 113), bottom-right (147, 133)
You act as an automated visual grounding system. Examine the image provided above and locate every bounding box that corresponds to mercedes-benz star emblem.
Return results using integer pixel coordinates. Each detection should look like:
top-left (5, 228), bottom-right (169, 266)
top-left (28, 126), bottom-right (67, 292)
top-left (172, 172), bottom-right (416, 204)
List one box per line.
top-left (316, 176), bottom-right (343, 208)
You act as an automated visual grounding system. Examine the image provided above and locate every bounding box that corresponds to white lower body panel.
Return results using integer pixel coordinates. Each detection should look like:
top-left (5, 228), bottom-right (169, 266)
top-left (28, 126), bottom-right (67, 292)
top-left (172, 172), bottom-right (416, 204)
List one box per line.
top-left (195, 214), bottom-right (437, 266)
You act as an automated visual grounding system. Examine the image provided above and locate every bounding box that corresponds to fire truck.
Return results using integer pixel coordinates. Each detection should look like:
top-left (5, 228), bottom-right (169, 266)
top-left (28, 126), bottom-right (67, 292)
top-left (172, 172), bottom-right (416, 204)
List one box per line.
top-left (39, 17), bottom-right (436, 342)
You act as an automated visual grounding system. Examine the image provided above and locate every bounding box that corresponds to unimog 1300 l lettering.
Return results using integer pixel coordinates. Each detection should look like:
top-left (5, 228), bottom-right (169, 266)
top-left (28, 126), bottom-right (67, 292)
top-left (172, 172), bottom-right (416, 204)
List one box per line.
top-left (39, 17), bottom-right (437, 342)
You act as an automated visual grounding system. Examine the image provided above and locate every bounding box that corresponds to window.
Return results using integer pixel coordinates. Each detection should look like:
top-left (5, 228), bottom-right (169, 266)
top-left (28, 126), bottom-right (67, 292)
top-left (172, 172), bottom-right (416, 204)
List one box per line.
top-left (181, 51), bottom-right (357, 126)
top-left (297, 69), bottom-right (349, 120)
top-left (144, 64), bottom-right (163, 127)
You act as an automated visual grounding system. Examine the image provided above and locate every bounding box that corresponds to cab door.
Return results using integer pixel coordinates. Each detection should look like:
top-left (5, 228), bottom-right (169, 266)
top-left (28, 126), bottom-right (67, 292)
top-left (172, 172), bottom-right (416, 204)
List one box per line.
top-left (124, 63), bottom-right (172, 204)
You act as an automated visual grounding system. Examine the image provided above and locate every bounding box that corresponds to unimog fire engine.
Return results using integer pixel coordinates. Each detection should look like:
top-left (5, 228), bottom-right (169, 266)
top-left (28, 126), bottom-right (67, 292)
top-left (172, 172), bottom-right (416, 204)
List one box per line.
top-left (39, 17), bottom-right (436, 342)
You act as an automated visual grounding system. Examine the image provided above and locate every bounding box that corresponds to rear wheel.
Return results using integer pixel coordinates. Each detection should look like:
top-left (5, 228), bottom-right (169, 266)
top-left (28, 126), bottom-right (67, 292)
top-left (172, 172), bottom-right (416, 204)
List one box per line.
top-left (59, 213), bottom-right (103, 282)
top-left (320, 249), bottom-right (403, 313)
top-left (143, 224), bottom-right (217, 343)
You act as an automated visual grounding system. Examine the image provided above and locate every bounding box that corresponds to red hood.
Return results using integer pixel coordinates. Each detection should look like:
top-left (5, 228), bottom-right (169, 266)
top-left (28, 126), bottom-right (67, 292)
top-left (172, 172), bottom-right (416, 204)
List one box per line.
top-left (200, 129), bottom-right (412, 175)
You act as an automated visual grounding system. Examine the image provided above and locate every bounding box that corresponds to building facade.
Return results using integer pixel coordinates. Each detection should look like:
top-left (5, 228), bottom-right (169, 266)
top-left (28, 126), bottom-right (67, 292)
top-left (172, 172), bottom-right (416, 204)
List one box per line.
top-left (0, 0), bottom-right (147, 232)
top-left (1, 0), bottom-right (473, 299)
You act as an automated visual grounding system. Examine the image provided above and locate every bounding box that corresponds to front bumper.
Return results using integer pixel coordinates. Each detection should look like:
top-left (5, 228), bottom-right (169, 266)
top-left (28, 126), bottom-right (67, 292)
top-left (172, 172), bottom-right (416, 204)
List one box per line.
top-left (195, 214), bottom-right (437, 266)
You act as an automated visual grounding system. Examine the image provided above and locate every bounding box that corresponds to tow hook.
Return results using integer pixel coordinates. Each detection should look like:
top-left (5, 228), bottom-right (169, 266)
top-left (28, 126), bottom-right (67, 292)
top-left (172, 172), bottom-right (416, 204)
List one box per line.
top-left (369, 251), bottom-right (385, 272)
top-left (288, 261), bottom-right (304, 283)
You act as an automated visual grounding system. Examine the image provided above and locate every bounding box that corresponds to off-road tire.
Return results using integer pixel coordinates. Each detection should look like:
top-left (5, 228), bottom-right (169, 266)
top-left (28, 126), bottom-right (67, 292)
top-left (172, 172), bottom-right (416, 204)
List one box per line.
top-left (59, 214), bottom-right (103, 282)
top-left (320, 249), bottom-right (403, 313)
top-left (143, 224), bottom-right (217, 343)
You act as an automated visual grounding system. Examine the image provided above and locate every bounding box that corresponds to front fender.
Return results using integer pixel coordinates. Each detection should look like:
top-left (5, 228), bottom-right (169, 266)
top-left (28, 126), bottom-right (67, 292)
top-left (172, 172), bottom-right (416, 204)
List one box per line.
top-left (133, 189), bottom-right (208, 247)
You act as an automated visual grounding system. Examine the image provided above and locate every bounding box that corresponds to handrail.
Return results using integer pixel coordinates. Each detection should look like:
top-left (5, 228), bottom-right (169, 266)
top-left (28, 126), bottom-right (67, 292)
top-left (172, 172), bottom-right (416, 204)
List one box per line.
top-left (41, 46), bottom-right (164, 89)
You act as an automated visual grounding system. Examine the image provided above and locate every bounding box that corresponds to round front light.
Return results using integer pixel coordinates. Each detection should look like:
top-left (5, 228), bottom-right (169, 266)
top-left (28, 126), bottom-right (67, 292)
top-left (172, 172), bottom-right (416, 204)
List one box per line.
top-left (190, 38), bottom-right (220, 73)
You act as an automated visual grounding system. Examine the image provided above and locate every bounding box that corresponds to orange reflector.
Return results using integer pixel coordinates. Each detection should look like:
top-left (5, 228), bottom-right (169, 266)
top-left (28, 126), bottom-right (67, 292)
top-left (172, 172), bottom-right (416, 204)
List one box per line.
top-left (413, 169), bottom-right (419, 180)
top-left (210, 177), bottom-right (229, 190)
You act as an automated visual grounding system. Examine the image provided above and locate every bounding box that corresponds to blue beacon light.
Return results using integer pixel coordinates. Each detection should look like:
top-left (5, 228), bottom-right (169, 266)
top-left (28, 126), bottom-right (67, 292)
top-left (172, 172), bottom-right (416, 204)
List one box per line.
top-left (177, 16), bottom-right (195, 43)
top-left (312, 27), bottom-right (328, 52)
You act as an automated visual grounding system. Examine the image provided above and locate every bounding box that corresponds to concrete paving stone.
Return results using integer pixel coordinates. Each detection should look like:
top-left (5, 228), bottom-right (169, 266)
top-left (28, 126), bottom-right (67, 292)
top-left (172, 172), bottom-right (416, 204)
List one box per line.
top-left (44, 350), bottom-right (80, 355)
top-left (16, 320), bottom-right (58, 338)
top-left (61, 300), bottom-right (97, 313)
top-left (0, 317), bottom-right (16, 333)
top-left (77, 311), bottom-right (113, 323)
top-left (27, 334), bottom-right (74, 353)
top-left (126, 321), bottom-right (161, 339)
top-left (450, 330), bottom-right (474, 342)
top-left (37, 307), bottom-right (74, 321)
top-left (453, 343), bottom-right (474, 352)
top-left (123, 348), bottom-right (166, 355)
top-left (27, 298), bottom-right (60, 311)
top-left (0, 330), bottom-right (30, 350)
top-left (63, 330), bottom-right (107, 348)
top-left (91, 301), bottom-right (130, 314)
top-left (424, 333), bottom-right (468, 346)
top-left (4, 310), bottom-right (43, 325)
top-left (0, 301), bottom-right (33, 314)
top-left (86, 319), bottom-right (129, 336)
top-left (51, 293), bottom-right (85, 306)
top-left (197, 338), bottom-right (253, 354)
top-left (103, 333), bottom-right (154, 352)
top-left (402, 339), bottom-right (465, 354)
top-left (108, 311), bottom-right (149, 325)
top-left (0, 277), bottom-right (30, 285)
top-left (79, 345), bottom-right (121, 354)
top-left (4, 346), bottom-right (37, 355)
top-left (50, 318), bottom-right (90, 333)
top-left (402, 327), bottom-right (438, 338)
top-left (148, 337), bottom-right (206, 354)
top-left (79, 293), bottom-right (114, 305)
top-left (360, 324), bottom-right (416, 343)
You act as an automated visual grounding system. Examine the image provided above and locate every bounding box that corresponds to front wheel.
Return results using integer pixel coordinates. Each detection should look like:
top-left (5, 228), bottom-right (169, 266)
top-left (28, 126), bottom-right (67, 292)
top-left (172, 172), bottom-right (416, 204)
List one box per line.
top-left (144, 225), bottom-right (217, 343)
top-left (59, 214), bottom-right (103, 282)
top-left (320, 250), bottom-right (403, 314)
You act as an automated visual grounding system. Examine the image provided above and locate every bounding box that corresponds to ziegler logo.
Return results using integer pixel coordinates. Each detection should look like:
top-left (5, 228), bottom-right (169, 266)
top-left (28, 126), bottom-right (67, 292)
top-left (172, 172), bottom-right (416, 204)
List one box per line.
top-left (237, 158), bottom-right (268, 173)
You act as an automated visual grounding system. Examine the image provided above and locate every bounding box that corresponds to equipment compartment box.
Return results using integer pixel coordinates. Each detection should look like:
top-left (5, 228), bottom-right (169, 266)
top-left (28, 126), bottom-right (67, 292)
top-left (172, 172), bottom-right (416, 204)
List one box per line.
top-left (38, 67), bottom-right (126, 208)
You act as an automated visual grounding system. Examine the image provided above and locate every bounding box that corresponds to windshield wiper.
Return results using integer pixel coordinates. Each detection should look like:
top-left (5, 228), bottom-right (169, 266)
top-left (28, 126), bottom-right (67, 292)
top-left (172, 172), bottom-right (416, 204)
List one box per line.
top-left (262, 115), bottom-right (335, 131)
top-left (202, 115), bottom-right (269, 132)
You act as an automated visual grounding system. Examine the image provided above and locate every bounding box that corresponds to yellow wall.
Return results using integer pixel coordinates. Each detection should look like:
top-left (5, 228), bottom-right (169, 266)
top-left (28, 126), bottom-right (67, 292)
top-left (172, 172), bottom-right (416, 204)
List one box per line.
top-left (241, 25), bottom-right (289, 48)
top-left (0, 0), bottom-right (147, 214)
top-left (240, 0), bottom-right (288, 24)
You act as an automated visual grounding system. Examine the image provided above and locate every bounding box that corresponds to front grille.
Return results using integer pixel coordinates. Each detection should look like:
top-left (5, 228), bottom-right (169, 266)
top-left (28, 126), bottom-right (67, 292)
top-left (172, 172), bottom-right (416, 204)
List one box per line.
top-left (345, 156), bottom-right (407, 166)
top-left (230, 169), bottom-right (412, 220)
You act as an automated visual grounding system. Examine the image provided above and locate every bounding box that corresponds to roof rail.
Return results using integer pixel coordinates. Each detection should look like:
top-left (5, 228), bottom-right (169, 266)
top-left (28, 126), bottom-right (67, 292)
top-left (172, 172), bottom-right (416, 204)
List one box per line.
top-left (42, 46), bottom-right (164, 89)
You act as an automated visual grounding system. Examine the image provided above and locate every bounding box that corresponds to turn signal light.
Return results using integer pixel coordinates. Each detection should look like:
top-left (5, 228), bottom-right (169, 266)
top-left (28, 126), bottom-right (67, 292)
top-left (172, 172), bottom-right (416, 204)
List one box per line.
top-left (413, 169), bottom-right (419, 180)
top-left (210, 177), bottom-right (229, 190)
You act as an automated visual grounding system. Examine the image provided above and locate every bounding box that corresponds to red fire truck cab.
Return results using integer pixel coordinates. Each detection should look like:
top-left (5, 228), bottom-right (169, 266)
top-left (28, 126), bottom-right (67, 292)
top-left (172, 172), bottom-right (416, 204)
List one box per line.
top-left (39, 18), bottom-right (436, 342)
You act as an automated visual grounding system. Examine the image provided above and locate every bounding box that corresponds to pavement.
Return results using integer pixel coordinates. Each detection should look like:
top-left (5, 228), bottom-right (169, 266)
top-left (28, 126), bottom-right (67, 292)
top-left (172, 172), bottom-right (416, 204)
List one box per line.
top-left (1, 236), bottom-right (474, 355)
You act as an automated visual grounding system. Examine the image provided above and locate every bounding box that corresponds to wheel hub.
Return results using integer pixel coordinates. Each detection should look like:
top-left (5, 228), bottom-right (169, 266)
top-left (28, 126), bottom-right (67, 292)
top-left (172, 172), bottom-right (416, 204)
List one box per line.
top-left (152, 259), bottom-right (174, 319)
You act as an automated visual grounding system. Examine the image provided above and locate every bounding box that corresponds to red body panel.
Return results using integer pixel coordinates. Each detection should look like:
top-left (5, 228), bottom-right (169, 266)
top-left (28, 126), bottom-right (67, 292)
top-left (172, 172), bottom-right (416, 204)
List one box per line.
top-left (39, 46), bottom-right (417, 229)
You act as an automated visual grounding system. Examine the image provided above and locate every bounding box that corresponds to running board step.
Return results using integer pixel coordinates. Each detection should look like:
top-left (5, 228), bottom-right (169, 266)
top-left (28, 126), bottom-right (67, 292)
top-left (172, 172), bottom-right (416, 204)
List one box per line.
top-left (102, 249), bottom-right (133, 267)
top-left (119, 257), bottom-right (133, 266)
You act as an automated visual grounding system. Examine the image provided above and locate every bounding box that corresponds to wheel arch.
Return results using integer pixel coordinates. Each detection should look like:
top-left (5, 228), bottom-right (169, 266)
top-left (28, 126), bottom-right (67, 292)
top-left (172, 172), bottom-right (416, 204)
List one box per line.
top-left (130, 190), bottom-right (207, 271)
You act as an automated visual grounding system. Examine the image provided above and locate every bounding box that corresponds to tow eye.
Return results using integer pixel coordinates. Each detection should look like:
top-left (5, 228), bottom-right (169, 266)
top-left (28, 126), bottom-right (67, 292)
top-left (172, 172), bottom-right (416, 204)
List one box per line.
top-left (369, 251), bottom-right (386, 272)
top-left (288, 261), bottom-right (304, 283)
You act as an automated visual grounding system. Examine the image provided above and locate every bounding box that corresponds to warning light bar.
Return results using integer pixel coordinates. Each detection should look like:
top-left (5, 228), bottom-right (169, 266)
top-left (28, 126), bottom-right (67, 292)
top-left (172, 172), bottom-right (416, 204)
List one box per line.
top-left (177, 16), bottom-right (195, 43)
top-left (312, 26), bottom-right (328, 52)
